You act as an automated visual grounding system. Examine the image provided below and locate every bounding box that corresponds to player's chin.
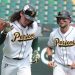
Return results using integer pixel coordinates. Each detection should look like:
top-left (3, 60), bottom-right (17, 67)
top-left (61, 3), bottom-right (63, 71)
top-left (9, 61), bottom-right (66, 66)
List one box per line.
top-left (60, 25), bottom-right (67, 28)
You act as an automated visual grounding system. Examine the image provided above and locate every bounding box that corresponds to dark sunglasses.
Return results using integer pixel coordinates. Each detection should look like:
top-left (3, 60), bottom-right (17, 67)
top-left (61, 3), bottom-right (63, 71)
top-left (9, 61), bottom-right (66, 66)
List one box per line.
top-left (57, 17), bottom-right (67, 21)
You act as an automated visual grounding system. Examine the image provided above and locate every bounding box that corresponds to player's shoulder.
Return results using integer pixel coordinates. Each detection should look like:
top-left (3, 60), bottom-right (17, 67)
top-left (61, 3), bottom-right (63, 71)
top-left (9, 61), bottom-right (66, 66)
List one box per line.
top-left (10, 21), bottom-right (16, 28)
top-left (71, 24), bottom-right (75, 27)
top-left (33, 21), bottom-right (37, 25)
top-left (32, 21), bottom-right (39, 28)
top-left (50, 28), bottom-right (58, 35)
top-left (70, 25), bottom-right (75, 30)
top-left (69, 25), bottom-right (75, 34)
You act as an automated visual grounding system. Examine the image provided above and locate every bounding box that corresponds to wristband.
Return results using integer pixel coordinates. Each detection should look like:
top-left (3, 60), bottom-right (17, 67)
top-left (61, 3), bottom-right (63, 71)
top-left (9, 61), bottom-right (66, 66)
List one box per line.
top-left (48, 55), bottom-right (52, 61)
top-left (1, 30), bottom-right (7, 34)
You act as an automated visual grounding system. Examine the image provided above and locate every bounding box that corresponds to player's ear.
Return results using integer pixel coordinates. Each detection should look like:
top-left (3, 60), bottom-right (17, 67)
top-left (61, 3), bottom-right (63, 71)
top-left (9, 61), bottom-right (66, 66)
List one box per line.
top-left (20, 11), bottom-right (23, 17)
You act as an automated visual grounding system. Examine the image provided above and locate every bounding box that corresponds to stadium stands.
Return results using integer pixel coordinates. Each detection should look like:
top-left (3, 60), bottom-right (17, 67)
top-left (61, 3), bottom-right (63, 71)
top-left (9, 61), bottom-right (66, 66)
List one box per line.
top-left (0, 0), bottom-right (75, 26)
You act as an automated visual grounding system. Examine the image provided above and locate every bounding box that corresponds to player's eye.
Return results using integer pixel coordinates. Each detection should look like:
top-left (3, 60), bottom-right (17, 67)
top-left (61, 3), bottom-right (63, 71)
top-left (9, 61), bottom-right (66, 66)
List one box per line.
top-left (57, 17), bottom-right (66, 21)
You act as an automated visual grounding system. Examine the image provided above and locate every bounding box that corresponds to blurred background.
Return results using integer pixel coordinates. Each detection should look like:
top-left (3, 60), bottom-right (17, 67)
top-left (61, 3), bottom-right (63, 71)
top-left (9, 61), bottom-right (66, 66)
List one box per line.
top-left (0, 0), bottom-right (75, 75)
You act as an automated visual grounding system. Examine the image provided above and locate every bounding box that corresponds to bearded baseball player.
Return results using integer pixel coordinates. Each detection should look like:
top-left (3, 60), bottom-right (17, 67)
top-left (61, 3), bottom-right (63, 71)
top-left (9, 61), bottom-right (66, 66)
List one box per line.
top-left (46, 10), bottom-right (75, 75)
top-left (1, 4), bottom-right (41, 75)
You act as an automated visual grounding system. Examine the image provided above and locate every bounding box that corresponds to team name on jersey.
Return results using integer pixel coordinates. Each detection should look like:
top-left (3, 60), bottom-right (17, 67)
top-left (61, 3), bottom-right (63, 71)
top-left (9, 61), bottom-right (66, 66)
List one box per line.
top-left (55, 38), bottom-right (75, 47)
top-left (11, 32), bottom-right (35, 42)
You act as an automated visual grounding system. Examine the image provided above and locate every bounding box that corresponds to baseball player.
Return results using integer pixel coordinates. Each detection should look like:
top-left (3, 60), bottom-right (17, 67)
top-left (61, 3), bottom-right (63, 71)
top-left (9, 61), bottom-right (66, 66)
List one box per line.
top-left (46, 10), bottom-right (75, 75)
top-left (1, 4), bottom-right (41, 75)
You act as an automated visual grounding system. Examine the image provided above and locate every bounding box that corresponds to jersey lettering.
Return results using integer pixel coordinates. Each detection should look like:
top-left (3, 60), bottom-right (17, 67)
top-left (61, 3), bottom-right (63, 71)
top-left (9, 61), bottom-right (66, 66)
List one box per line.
top-left (55, 38), bottom-right (75, 47)
top-left (11, 32), bottom-right (35, 42)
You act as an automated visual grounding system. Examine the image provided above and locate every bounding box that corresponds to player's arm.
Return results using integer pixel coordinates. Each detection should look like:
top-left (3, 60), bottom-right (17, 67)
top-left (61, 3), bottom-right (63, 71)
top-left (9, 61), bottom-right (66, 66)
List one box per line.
top-left (0, 19), bottom-right (10, 45)
top-left (47, 32), bottom-right (53, 61)
top-left (46, 31), bottom-right (55, 67)
top-left (46, 46), bottom-right (54, 67)
top-left (0, 32), bottom-right (7, 45)
top-left (47, 46), bottom-right (52, 60)
top-left (32, 37), bottom-right (38, 52)
top-left (32, 37), bottom-right (40, 63)
top-left (0, 19), bottom-right (7, 45)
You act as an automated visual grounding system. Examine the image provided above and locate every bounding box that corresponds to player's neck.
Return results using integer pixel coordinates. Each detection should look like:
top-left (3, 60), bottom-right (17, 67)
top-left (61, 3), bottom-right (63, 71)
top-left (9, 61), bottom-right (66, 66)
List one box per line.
top-left (18, 20), bottom-right (26, 28)
top-left (60, 25), bottom-right (70, 34)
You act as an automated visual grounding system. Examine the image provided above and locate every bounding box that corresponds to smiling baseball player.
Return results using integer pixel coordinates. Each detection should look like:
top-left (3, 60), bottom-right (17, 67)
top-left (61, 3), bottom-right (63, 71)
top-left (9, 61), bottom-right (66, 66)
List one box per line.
top-left (46, 10), bottom-right (75, 75)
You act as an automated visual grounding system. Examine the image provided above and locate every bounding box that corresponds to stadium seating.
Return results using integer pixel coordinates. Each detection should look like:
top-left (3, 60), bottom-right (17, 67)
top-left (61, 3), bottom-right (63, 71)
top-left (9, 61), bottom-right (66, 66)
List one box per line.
top-left (0, 0), bottom-right (75, 26)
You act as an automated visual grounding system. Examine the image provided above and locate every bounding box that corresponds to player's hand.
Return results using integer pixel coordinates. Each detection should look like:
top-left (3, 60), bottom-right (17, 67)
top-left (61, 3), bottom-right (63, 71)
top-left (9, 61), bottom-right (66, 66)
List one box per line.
top-left (0, 19), bottom-right (8, 31)
top-left (3, 24), bottom-right (13, 33)
top-left (70, 62), bottom-right (75, 69)
top-left (32, 50), bottom-right (40, 63)
top-left (48, 61), bottom-right (55, 68)
top-left (0, 18), bottom-right (12, 33)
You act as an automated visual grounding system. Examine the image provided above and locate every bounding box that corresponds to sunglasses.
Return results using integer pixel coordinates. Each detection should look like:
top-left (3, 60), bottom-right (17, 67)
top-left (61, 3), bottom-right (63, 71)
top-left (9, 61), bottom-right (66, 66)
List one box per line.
top-left (57, 17), bottom-right (67, 20)
top-left (57, 17), bottom-right (70, 22)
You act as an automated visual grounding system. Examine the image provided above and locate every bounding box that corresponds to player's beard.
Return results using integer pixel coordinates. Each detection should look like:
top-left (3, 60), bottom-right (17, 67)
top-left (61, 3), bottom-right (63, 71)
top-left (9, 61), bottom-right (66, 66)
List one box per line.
top-left (59, 24), bottom-right (67, 29)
